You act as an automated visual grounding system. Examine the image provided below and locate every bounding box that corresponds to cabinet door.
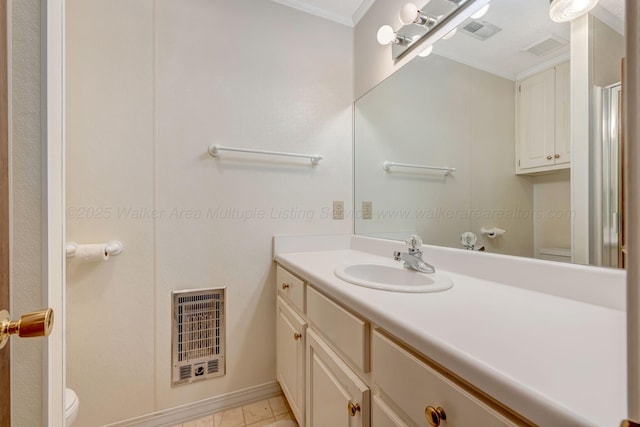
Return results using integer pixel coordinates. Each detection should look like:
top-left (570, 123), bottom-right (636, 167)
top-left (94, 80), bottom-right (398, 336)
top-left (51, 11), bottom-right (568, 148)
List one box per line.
top-left (306, 328), bottom-right (370, 427)
top-left (554, 61), bottom-right (570, 165)
top-left (372, 395), bottom-right (410, 427)
top-left (276, 297), bottom-right (306, 424)
top-left (517, 68), bottom-right (556, 170)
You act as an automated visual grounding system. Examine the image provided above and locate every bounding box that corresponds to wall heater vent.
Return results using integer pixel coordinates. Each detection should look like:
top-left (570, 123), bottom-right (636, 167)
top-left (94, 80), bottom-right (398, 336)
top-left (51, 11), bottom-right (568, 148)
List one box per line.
top-left (172, 288), bottom-right (225, 386)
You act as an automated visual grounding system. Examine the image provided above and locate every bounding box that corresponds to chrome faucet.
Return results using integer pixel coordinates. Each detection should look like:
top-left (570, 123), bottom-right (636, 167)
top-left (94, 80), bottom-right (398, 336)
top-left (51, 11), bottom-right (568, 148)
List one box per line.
top-left (393, 235), bottom-right (435, 274)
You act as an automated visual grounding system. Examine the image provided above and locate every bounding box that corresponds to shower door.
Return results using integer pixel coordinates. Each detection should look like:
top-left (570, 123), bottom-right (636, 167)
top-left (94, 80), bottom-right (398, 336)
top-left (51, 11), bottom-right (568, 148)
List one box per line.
top-left (601, 83), bottom-right (623, 268)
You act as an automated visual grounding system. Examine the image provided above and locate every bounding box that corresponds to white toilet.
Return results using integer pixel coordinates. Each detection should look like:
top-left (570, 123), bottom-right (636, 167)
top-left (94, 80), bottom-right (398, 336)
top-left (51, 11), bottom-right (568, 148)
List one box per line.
top-left (65, 388), bottom-right (79, 426)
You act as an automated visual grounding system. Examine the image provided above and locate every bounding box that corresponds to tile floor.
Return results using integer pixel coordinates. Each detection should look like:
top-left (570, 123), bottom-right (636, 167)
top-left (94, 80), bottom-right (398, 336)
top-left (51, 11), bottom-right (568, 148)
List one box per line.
top-left (173, 395), bottom-right (299, 427)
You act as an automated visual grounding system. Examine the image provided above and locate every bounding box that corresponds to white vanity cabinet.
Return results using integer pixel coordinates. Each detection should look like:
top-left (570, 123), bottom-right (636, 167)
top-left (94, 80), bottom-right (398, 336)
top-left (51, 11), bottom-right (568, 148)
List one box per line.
top-left (516, 61), bottom-right (570, 174)
top-left (306, 328), bottom-right (370, 427)
top-left (276, 297), bottom-right (306, 423)
top-left (371, 331), bottom-right (527, 427)
top-left (276, 266), bottom-right (307, 424)
top-left (275, 264), bottom-right (532, 427)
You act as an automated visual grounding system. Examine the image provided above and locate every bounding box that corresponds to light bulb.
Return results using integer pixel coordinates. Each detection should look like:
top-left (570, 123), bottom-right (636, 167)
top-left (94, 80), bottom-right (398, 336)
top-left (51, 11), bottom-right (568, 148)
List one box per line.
top-left (418, 45), bottom-right (433, 57)
top-left (399, 3), bottom-right (419, 25)
top-left (549, 0), bottom-right (599, 22)
top-left (471, 4), bottom-right (490, 19)
top-left (377, 25), bottom-right (397, 45)
top-left (442, 27), bottom-right (457, 40)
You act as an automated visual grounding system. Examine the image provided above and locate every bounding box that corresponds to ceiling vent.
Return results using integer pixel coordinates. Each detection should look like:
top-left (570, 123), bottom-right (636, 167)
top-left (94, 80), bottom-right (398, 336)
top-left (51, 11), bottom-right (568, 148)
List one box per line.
top-left (521, 35), bottom-right (569, 57)
top-left (460, 20), bottom-right (502, 41)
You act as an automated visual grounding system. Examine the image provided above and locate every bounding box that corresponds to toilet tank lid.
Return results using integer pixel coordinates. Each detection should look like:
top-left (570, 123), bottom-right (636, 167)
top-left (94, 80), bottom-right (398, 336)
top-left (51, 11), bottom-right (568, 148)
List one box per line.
top-left (539, 247), bottom-right (571, 257)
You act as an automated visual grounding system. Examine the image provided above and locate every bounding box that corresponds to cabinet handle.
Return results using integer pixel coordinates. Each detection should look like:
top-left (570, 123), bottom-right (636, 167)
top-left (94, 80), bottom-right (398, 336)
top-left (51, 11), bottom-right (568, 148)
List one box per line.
top-left (281, 283), bottom-right (290, 290)
top-left (348, 402), bottom-right (361, 417)
top-left (546, 155), bottom-right (553, 160)
top-left (425, 406), bottom-right (447, 426)
top-left (554, 154), bottom-right (560, 159)
top-left (293, 332), bottom-right (302, 341)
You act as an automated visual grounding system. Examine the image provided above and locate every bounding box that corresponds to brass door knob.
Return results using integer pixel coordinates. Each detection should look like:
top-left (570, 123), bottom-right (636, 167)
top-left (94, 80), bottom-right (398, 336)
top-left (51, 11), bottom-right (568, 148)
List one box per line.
top-left (554, 154), bottom-right (560, 159)
top-left (546, 155), bottom-right (553, 160)
top-left (281, 283), bottom-right (290, 290)
top-left (0, 309), bottom-right (54, 349)
top-left (425, 406), bottom-right (447, 426)
top-left (293, 332), bottom-right (302, 341)
top-left (348, 402), bottom-right (361, 417)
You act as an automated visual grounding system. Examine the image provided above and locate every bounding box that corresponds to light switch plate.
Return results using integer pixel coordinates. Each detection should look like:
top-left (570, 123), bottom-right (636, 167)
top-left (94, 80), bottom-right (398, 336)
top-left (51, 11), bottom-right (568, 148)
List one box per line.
top-left (362, 201), bottom-right (372, 220)
top-left (333, 201), bottom-right (344, 220)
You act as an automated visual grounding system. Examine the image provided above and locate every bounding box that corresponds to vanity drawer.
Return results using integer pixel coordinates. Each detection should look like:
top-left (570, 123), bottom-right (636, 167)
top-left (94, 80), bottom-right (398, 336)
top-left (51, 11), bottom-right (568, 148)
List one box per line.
top-left (372, 330), bottom-right (528, 427)
top-left (277, 265), bottom-right (305, 312)
top-left (306, 286), bottom-right (369, 373)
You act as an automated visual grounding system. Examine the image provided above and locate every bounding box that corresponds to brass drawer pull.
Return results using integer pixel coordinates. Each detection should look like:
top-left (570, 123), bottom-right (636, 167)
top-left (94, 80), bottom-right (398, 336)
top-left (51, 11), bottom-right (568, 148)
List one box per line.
top-left (348, 402), bottom-right (361, 417)
top-left (293, 332), bottom-right (302, 341)
top-left (425, 406), bottom-right (447, 426)
top-left (554, 154), bottom-right (560, 159)
top-left (281, 283), bottom-right (290, 290)
top-left (546, 155), bottom-right (553, 160)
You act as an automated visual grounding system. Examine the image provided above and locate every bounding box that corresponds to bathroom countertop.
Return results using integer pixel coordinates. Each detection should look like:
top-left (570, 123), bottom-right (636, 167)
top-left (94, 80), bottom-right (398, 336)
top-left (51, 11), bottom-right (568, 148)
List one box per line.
top-left (275, 248), bottom-right (627, 427)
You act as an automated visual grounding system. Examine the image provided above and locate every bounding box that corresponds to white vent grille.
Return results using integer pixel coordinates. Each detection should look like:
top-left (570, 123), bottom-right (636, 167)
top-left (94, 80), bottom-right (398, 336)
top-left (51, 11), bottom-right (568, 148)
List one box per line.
top-left (172, 288), bottom-right (225, 386)
top-left (460, 20), bottom-right (502, 41)
top-left (521, 35), bottom-right (568, 57)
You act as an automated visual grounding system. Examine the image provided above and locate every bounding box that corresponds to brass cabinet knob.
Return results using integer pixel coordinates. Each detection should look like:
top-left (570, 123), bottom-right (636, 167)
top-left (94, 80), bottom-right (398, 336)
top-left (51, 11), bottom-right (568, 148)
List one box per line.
top-left (293, 332), bottom-right (302, 341)
top-left (348, 402), bottom-right (361, 417)
top-left (281, 283), bottom-right (290, 290)
top-left (554, 154), bottom-right (560, 159)
top-left (0, 309), bottom-right (54, 349)
top-left (546, 155), bottom-right (553, 160)
top-left (425, 406), bottom-right (447, 426)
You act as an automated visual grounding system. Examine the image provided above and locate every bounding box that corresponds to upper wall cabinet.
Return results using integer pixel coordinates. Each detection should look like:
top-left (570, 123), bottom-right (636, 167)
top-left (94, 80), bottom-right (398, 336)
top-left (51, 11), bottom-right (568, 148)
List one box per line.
top-left (516, 62), bottom-right (570, 174)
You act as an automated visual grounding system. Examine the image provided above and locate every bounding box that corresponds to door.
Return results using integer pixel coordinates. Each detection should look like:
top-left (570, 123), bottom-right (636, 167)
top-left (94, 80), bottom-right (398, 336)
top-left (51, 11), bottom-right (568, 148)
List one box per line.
top-left (276, 297), bottom-right (306, 424)
top-left (306, 328), bottom-right (369, 427)
top-left (517, 68), bottom-right (556, 170)
top-left (1, 0), bottom-right (10, 424)
top-left (0, 2), bottom-right (65, 425)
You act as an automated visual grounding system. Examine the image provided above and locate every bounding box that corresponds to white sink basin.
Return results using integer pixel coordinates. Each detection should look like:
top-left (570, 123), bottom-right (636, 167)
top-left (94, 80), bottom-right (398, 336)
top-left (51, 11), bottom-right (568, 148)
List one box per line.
top-left (334, 264), bottom-right (453, 293)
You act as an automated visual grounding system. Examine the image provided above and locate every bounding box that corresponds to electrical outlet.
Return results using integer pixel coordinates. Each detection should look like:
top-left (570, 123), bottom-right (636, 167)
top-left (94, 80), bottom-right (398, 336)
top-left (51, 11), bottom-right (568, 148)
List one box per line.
top-left (333, 201), bottom-right (344, 220)
top-left (362, 201), bottom-right (373, 220)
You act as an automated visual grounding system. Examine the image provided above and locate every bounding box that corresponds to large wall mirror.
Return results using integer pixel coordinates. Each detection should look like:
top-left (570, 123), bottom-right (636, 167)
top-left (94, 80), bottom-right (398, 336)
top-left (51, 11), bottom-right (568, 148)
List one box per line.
top-left (355, 0), bottom-right (625, 268)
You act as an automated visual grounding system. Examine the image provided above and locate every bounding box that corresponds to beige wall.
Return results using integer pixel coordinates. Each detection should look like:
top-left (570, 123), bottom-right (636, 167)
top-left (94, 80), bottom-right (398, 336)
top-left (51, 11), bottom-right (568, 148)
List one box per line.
top-left (10, 1), bottom-right (44, 425)
top-left (355, 55), bottom-right (534, 256)
top-left (353, 0), bottom-right (407, 99)
top-left (65, 0), bottom-right (353, 425)
top-left (593, 15), bottom-right (624, 88)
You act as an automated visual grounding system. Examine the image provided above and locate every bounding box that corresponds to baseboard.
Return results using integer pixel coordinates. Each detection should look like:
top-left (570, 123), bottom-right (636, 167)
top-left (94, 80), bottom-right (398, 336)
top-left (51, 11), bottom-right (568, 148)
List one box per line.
top-left (104, 381), bottom-right (282, 427)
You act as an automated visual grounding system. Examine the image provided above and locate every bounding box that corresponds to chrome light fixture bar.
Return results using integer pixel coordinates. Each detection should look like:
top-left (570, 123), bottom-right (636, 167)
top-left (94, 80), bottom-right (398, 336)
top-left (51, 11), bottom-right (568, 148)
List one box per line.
top-left (379, 0), bottom-right (489, 62)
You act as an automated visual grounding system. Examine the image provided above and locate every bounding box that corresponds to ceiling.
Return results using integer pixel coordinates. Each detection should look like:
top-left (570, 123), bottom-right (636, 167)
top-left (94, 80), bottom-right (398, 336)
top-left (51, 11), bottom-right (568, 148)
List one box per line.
top-left (271, 0), bottom-right (624, 79)
top-left (431, 0), bottom-right (624, 80)
top-left (271, 0), bottom-right (374, 27)
top-left (272, 0), bottom-right (623, 30)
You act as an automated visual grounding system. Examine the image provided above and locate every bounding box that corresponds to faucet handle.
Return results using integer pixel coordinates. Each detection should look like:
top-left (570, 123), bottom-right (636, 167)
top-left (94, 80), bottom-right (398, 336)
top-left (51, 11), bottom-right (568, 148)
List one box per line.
top-left (406, 235), bottom-right (423, 250)
top-left (393, 251), bottom-right (402, 261)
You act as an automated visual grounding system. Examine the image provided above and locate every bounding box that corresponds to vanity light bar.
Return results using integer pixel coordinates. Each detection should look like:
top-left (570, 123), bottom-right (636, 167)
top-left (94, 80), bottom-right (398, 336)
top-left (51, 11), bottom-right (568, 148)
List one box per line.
top-left (382, 161), bottom-right (456, 174)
